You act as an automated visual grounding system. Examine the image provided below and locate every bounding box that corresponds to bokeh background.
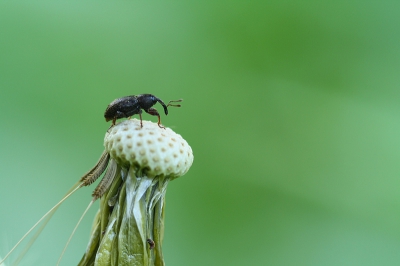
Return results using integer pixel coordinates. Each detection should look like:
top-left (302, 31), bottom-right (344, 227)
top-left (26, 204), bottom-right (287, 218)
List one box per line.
top-left (1, 1), bottom-right (400, 265)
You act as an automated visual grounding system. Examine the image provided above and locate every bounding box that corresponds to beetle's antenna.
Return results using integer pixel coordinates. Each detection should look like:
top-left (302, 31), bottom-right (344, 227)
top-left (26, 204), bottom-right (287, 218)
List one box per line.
top-left (157, 98), bottom-right (183, 115)
top-left (167, 99), bottom-right (183, 108)
top-left (56, 198), bottom-right (95, 266)
top-left (0, 181), bottom-right (83, 265)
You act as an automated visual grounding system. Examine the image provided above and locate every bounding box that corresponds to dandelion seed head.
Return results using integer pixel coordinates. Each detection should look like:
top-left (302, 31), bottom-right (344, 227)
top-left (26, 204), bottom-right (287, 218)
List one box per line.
top-left (104, 119), bottom-right (193, 178)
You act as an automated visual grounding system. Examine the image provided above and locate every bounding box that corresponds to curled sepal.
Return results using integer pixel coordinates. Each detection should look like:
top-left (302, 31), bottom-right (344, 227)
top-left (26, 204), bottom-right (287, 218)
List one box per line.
top-left (79, 167), bottom-right (169, 266)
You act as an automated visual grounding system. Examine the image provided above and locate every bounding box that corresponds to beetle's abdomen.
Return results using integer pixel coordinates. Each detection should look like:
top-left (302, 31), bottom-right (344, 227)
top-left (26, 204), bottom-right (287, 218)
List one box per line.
top-left (104, 96), bottom-right (140, 121)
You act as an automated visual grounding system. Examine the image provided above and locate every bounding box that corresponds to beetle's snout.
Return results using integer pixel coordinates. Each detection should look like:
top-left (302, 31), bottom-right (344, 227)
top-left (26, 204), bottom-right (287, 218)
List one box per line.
top-left (163, 105), bottom-right (169, 115)
top-left (157, 99), bottom-right (169, 115)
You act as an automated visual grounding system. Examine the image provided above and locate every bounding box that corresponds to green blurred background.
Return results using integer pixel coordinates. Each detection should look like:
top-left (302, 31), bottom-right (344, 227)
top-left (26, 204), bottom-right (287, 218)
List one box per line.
top-left (1, 1), bottom-right (400, 265)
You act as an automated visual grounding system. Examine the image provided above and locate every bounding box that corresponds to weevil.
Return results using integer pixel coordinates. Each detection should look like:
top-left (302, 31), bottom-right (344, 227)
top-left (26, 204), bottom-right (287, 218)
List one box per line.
top-left (104, 94), bottom-right (182, 128)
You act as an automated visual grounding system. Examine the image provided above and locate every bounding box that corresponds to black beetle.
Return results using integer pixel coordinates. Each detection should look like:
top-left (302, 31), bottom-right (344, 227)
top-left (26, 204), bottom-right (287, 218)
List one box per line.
top-left (104, 94), bottom-right (182, 128)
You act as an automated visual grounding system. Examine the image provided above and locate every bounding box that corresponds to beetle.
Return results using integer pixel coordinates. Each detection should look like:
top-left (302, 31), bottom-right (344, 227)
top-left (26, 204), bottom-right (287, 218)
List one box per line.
top-left (147, 238), bottom-right (155, 249)
top-left (104, 94), bottom-right (182, 128)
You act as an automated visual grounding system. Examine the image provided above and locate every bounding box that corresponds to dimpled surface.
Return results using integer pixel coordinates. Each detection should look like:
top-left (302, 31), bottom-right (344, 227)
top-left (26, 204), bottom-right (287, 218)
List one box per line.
top-left (104, 119), bottom-right (193, 178)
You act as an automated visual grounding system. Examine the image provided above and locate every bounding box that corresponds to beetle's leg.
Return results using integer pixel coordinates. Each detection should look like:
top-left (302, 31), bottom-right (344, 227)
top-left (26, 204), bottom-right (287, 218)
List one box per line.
top-left (145, 108), bottom-right (165, 128)
top-left (138, 110), bottom-right (143, 128)
top-left (107, 118), bottom-right (116, 131)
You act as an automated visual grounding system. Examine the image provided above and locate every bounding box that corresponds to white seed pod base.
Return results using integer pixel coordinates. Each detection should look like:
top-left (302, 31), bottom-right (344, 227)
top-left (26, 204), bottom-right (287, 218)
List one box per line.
top-left (104, 119), bottom-right (193, 178)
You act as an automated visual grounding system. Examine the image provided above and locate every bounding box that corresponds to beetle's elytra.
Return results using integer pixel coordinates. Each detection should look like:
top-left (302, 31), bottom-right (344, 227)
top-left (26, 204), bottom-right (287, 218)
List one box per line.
top-left (104, 94), bottom-right (182, 128)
